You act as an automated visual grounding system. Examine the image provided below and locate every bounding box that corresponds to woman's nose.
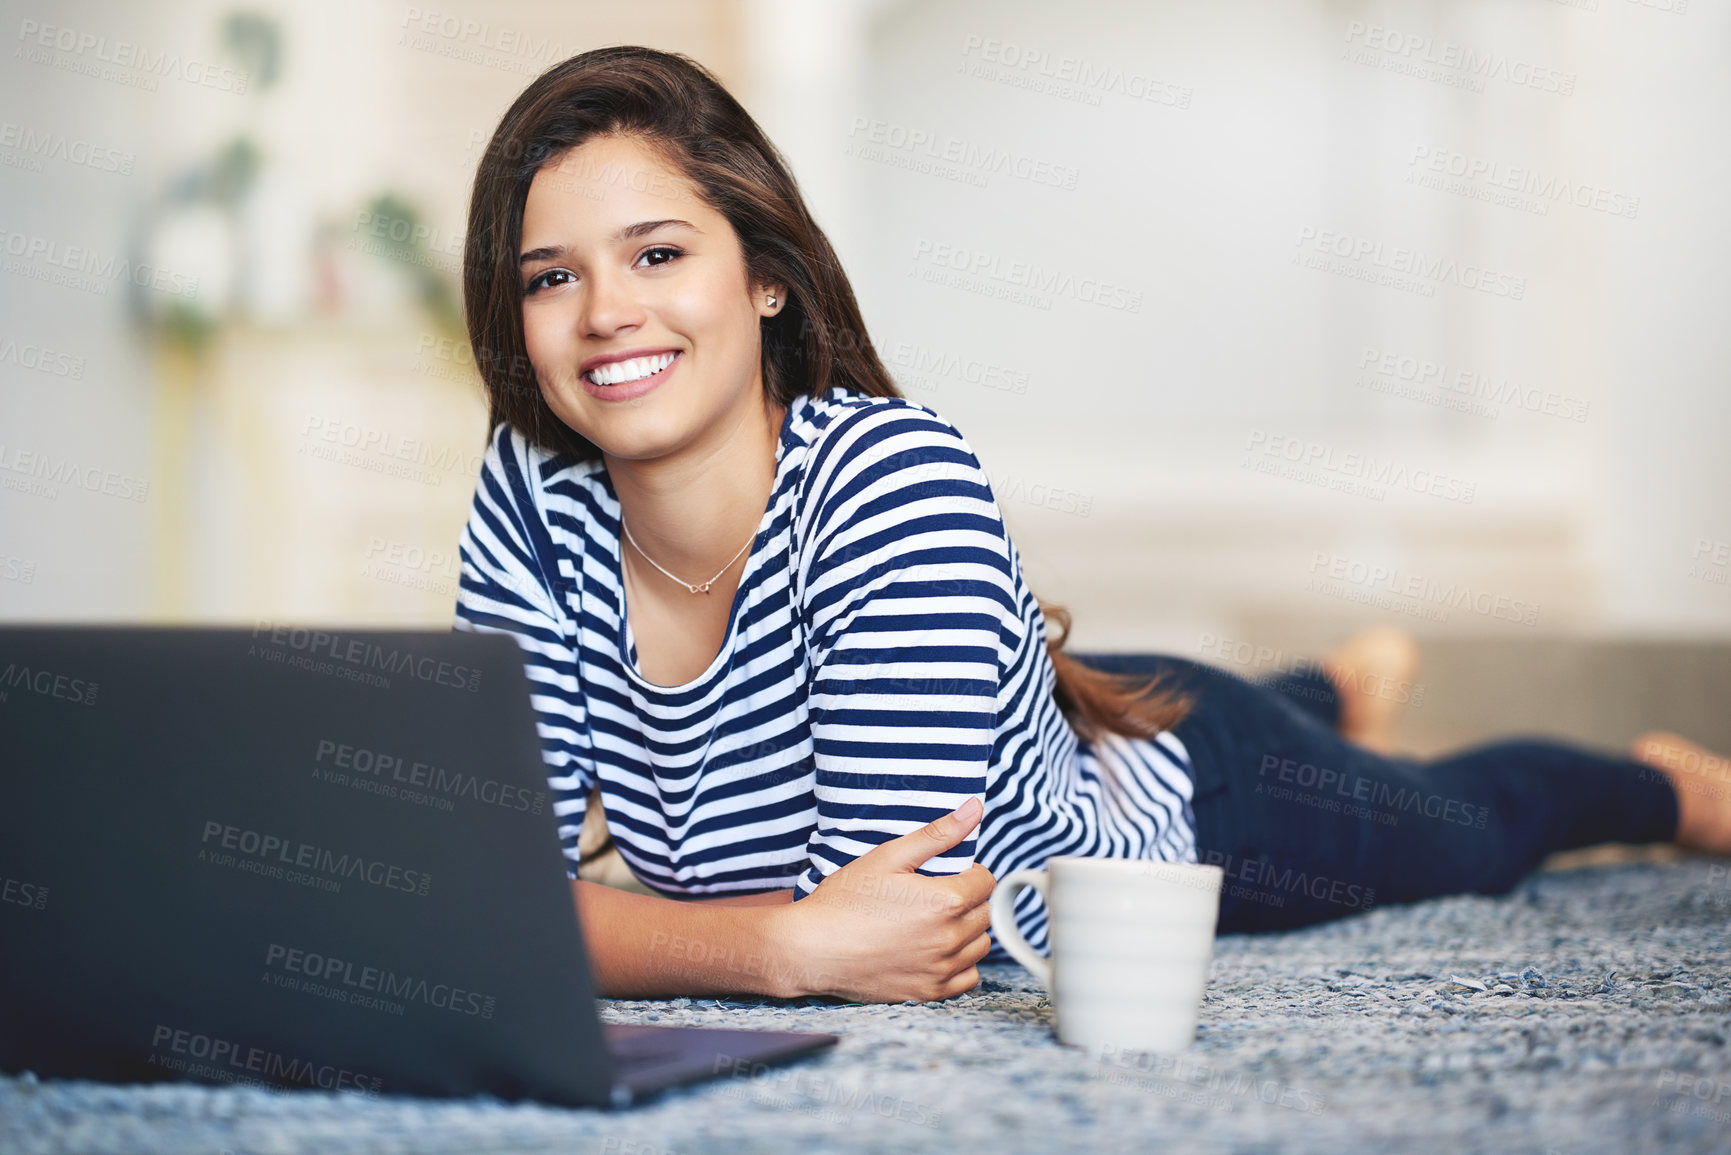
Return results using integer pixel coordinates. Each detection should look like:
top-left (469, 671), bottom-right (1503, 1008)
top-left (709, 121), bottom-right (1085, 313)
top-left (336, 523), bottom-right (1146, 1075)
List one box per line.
top-left (580, 268), bottom-right (644, 337)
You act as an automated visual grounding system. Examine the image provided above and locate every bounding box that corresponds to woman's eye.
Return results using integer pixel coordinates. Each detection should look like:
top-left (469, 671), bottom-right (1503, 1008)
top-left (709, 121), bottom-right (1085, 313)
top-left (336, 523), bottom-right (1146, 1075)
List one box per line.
top-left (638, 245), bottom-right (685, 268)
top-left (524, 268), bottom-right (574, 295)
top-left (523, 247), bottom-right (684, 295)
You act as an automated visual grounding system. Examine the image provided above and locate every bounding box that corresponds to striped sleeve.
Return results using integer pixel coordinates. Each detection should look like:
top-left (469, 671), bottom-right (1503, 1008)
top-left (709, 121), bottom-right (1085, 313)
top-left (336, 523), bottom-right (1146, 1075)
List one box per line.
top-left (791, 405), bottom-right (1017, 897)
top-left (452, 423), bottom-right (593, 874)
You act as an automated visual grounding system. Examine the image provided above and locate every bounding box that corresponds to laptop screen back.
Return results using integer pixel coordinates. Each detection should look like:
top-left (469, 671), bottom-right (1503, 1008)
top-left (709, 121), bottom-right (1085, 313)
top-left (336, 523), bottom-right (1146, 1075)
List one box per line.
top-left (0, 625), bottom-right (616, 1107)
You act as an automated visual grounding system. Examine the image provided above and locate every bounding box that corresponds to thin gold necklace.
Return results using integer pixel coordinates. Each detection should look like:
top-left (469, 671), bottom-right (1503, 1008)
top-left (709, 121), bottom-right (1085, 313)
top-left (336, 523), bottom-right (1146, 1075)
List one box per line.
top-left (618, 400), bottom-right (781, 594)
top-left (621, 520), bottom-right (754, 594)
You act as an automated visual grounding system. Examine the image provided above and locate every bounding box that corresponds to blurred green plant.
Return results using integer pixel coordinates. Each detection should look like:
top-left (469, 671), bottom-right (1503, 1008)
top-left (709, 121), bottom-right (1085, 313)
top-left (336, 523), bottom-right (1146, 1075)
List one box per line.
top-left (137, 9), bottom-right (283, 360)
top-left (222, 10), bottom-right (282, 92)
top-left (139, 11), bottom-right (465, 359)
top-left (355, 192), bottom-right (467, 340)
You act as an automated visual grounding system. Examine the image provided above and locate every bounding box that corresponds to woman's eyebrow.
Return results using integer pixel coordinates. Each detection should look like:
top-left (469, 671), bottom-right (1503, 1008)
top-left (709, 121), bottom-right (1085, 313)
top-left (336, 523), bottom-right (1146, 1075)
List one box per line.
top-left (519, 219), bottom-right (701, 265)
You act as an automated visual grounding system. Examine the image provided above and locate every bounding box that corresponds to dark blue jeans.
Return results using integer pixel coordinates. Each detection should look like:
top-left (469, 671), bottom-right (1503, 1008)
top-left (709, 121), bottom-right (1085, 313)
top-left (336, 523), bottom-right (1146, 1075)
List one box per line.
top-left (1074, 653), bottom-right (1680, 934)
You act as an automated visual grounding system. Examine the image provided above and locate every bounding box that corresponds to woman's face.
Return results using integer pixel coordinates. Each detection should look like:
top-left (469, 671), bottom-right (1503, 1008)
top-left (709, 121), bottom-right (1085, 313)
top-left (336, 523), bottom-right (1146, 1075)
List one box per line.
top-left (517, 133), bottom-right (779, 464)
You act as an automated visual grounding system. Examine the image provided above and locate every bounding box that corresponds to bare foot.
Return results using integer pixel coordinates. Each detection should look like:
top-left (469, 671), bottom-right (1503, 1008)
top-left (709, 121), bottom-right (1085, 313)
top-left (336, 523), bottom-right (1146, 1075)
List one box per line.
top-left (1631, 731), bottom-right (1731, 854)
top-left (1322, 626), bottom-right (1421, 755)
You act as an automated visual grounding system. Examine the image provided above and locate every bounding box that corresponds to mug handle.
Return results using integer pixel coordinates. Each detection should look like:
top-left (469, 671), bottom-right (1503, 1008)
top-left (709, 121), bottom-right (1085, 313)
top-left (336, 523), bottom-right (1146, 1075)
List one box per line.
top-left (989, 869), bottom-right (1052, 984)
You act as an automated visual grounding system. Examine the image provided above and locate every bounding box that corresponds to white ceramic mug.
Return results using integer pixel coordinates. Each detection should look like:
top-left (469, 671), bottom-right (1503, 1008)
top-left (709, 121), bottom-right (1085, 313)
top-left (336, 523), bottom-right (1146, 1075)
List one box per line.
top-left (989, 856), bottom-right (1224, 1052)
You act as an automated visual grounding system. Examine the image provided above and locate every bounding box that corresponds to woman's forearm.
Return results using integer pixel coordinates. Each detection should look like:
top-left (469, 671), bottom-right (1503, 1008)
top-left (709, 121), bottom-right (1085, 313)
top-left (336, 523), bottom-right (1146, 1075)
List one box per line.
top-left (570, 879), bottom-right (806, 998)
top-left (695, 889), bottom-right (795, 907)
top-left (569, 800), bottom-right (993, 1004)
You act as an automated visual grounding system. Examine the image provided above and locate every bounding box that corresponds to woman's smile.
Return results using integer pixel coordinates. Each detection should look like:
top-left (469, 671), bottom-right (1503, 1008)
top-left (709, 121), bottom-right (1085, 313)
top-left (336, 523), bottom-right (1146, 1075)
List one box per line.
top-left (580, 348), bottom-right (683, 402)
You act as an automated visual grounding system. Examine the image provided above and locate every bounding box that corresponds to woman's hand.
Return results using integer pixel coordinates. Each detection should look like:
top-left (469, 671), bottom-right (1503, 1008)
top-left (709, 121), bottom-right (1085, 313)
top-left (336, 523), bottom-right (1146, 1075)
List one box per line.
top-left (771, 797), bottom-right (995, 1003)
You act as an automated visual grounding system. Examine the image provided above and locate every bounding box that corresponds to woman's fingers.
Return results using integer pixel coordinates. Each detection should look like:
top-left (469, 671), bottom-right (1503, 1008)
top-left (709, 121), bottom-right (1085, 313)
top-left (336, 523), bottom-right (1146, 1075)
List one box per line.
top-left (934, 934), bottom-right (994, 1000)
top-left (953, 862), bottom-right (997, 906)
top-left (791, 823), bottom-right (997, 1003)
top-left (918, 864), bottom-right (994, 921)
top-left (951, 898), bottom-right (992, 947)
top-left (941, 965), bottom-right (981, 998)
top-left (948, 930), bottom-right (993, 967)
top-left (858, 799), bottom-right (985, 874)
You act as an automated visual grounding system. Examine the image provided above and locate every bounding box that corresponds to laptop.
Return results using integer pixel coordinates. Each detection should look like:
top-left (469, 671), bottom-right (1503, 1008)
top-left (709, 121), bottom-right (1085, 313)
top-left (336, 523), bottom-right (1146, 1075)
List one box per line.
top-left (0, 624), bottom-right (837, 1108)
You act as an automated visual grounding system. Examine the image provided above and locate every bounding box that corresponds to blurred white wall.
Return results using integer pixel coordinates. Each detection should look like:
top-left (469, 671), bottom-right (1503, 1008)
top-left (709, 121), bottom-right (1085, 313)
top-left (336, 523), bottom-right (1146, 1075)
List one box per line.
top-left (1, 0), bottom-right (1726, 660)
top-left (827, 0), bottom-right (1731, 653)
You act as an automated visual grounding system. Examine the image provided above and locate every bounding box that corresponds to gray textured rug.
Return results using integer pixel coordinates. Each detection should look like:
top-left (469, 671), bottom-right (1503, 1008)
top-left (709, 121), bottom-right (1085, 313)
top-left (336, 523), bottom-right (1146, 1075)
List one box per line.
top-left (4, 859), bottom-right (1729, 1155)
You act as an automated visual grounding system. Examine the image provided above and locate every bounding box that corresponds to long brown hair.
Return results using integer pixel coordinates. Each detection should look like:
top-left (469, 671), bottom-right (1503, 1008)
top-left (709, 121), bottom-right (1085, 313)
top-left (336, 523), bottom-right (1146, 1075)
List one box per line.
top-left (463, 45), bottom-right (1189, 742)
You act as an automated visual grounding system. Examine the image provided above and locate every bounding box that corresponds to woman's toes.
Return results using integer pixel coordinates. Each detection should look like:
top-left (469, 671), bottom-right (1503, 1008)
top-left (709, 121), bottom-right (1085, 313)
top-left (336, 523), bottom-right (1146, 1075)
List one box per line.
top-left (1632, 731), bottom-right (1731, 853)
top-left (1631, 731), bottom-right (1726, 774)
top-left (1631, 731), bottom-right (1681, 763)
top-left (1322, 626), bottom-right (1421, 754)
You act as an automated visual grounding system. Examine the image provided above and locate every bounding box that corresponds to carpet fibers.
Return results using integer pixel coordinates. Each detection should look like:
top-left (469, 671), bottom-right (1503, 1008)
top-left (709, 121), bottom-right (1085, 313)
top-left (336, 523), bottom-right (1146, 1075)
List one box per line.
top-left (3, 859), bottom-right (1729, 1154)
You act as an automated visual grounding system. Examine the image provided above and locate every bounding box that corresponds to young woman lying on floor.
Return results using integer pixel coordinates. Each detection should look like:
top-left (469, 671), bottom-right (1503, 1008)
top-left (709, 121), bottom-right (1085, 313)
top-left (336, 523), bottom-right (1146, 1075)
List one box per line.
top-left (452, 46), bottom-right (1731, 1004)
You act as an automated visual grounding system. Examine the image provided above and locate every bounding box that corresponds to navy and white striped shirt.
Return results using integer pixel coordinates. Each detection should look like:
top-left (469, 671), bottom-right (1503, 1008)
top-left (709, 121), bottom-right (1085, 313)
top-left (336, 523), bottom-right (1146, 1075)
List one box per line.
top-left (452, 386), bottom-right (1197, 958)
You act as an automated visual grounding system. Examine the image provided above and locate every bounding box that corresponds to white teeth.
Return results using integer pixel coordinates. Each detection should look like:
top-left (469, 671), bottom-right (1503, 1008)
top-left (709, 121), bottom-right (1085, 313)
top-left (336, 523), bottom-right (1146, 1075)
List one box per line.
top-left (586, 352), bottom-right (676, 387)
